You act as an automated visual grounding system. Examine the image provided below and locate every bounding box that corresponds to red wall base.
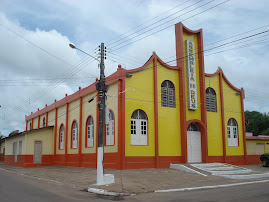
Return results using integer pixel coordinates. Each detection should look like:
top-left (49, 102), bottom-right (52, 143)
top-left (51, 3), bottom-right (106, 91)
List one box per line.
top-left (246, 155), bottom-right (262, 165)
top-left (4, 154), bottom-right (256, 169)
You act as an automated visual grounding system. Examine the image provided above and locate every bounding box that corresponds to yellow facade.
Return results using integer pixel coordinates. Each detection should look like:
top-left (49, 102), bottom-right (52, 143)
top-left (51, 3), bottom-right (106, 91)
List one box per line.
top-left (5, 135), bottom-right (26, 155)
top-left (205, 75), bottom-right (223, 156)
top-left (157, 62), bottom-right (181, 156)
top-left (222, 79), bottom-right (244, 156)
top-left (81, 92), bottom-right (97, 154)
top-left (125, 62), bottom-right (155, 157)
top-left (105, 82), bottom-right (118, 153)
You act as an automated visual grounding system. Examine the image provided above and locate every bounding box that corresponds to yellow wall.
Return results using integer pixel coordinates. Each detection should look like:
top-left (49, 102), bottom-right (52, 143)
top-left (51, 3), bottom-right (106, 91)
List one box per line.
top-left (56, 105), bottom-right (66, 154)
top-left (25, 128), bottom-right (54, 155)
top-left (33, 116), bottom-right (38, 129)
top-left (125, 62), bottom-right (155, 156)
top-left (157, 63), bottom-right (181, 156)
top-left (246, 140), bottom-right (269, 155)
top-left (5, 135), bottom-right (26, 155)
top-left (0, 142), bottom-right (5, 153)
top-left (67, 99), bottom-right (80, 154)
top-left (105, 82), bottom-right (118, 153)
top-left (205, 75), bottom-right (223, 156)
top-left (223, 79), bottom-right (244, 156)
top-left (183, 32), bottom-right (201, 121)
top-left (48, 110), bottom-right (56, 126)
top-left (82, 92), bottom-right (97, 154)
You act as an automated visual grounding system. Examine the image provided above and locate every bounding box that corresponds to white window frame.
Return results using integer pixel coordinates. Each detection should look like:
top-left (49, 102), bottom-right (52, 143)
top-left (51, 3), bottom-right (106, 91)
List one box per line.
top-left (227, 118), bottom-right (238, 147)
top-left (60, 125), bottom-right (64, 149)
top-left (87, 117), bottom-right (94, 147)
top-left (106, 110), bottom-right (115, 146)
top-left (72, 121), bottom-right (78, 149)
top-left (131, 109), bottom-right (148, 145)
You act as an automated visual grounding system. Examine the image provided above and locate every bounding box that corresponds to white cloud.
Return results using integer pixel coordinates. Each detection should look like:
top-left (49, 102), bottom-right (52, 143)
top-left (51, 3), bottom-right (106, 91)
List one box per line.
top-left (0, 0), bottom-right (269, 136)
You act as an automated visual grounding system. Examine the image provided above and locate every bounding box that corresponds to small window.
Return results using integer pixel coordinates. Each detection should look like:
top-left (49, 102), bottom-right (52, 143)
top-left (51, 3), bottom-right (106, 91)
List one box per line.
top-left (227, 118), bottom-right (238, 147)
top-left (60, 124), bottom-right (64, 149)
top-left (86, 116), bottom-right (94, 147)
top-left (131, 109), bottom-right (148, 145)
top-left (106, 110), bottom-right (115, 146)
top-left (29, 123), bottom-right (32, 130)
top-left (161, 80), bottom-right (175, 108)
top-left (43, 117), bottom-right (46, 127)
top-left (71, 121), bottom-right (78, 149)
top-left (206, 87), bottom-right (217, 112)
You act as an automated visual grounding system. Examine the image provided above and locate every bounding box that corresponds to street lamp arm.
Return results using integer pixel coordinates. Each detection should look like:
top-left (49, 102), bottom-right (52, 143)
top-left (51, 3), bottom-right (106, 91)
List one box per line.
top-left (69, 43), bottom-right (100, 62)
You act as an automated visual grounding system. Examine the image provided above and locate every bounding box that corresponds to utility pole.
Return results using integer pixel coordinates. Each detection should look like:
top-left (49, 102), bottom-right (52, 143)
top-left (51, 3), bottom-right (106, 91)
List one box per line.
top-left (96, 43), bottom-right (109, 185)
top-left (69, 42), bottom-right (114, 185)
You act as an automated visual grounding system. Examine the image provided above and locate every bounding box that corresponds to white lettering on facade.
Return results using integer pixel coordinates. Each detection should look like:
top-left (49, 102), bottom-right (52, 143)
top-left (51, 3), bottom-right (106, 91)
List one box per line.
top-left (185, 40), bottom-right (198, 110)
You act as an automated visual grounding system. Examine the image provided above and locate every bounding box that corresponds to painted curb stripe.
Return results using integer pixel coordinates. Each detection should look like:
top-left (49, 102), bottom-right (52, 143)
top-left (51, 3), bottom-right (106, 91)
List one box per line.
top-left (155, 179), bottom-right (269, 193)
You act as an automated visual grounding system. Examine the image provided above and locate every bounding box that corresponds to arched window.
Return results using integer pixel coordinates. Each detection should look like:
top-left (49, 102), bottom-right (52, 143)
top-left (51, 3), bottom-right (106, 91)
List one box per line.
top-left (29, 123), bottom-right (32, 130)
top-left (86, 116), bottom-right (94, 147)
top-left (59, 124), bottom-right (64, 149)
top-left (106, 110), bottom-right (115, 146)
top-left (187, 123), bottom-right (199, 131)
top-left (71, 121), bottom-right (78, 149)
top-left (206, 87), bottom-right (217, 112)
top-left (161, 80), bottom-right (175, 108)
top-left (43, 117), bottom-right (46, 127)
top-left (227, 118), bottom-right (238, 147)
top-left (131, 109), bottom-right (148, 145)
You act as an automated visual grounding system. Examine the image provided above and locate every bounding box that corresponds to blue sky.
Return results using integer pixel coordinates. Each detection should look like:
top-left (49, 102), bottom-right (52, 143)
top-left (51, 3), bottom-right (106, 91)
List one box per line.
top-left (0, 0), bottom-right (269, 136)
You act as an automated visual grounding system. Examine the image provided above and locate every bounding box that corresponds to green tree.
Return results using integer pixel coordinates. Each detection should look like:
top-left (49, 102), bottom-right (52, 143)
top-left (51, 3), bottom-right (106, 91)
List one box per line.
top-left (245, 111), bottom-right (269, 136)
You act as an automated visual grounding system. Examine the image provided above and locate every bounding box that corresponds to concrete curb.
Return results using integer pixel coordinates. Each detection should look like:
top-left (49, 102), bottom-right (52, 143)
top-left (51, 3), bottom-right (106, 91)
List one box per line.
top-left (87, 188), bottom-right (134, 196)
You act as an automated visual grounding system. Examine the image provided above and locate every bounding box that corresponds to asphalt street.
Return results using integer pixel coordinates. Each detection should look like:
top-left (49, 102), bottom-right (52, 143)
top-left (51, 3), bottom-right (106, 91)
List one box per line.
top-left (1, 167), bottom-right (269, 201)
top-left (0, 171), bottom-right (103, 201)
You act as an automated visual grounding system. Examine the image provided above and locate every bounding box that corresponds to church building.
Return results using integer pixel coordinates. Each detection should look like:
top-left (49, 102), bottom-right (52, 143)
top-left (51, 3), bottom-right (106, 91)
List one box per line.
top-left (2, 22), bottom-right (247, 169)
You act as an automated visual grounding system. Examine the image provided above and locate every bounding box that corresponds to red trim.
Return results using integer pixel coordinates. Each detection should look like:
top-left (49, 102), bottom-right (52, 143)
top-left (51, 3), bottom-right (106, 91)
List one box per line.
top-left (158, 156), bottom-right (184, 168)
top-left (65, 103), bottom-right (69, 161)
top-left (205, 68), bottom-right (241, 92)
top-left (31, 119), bottom-right (33, 130)
top-left (208, 155), bottom-right (247, 165)
top-left (79, 97), bottom-right (82, 166)
top-left (219, 72), bottom-right (226, 162)
top-left (153, 55), bottom-right (159, 168)
top-left (38, 116), bottom-right (40, 128)
top-left (45, 112), bottom-right (48, 127)
top-left (54, 108), bottom-right (58, 156)
top-left (70, 120), bottom-right (78, 149)
top-left (241, 88), bottom-right (247, 164)
top-left (26, 121), bottom-right (28, 131)
top-left (105, 109), bottom-right (116, 146)
top-left (118, 73), bottom-right (126, 170)
top-left (59, 124), bottom-right (64, 150)
top-left (85, 115), bottom-right (94, 148)
top-left (175, 22), bottom-right (187, 163)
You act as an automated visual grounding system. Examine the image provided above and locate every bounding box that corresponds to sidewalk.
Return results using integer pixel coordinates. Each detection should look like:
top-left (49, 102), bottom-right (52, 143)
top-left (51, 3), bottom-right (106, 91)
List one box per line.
top-left (0, 162), bottom-right (268, 194)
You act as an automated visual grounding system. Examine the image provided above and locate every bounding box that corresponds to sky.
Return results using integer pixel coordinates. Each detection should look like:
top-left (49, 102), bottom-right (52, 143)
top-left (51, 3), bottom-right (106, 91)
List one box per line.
top-left (0, 0), bottom-right (269, 136)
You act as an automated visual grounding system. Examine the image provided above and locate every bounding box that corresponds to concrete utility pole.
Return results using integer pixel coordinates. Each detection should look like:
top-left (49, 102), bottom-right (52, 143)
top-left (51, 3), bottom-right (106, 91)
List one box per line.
top-left (96, 43), bottom-right (108, 185)
top-left (96, 43), bottom-right (114, 185)
top-left (69, 42), bottom-right (114, 185)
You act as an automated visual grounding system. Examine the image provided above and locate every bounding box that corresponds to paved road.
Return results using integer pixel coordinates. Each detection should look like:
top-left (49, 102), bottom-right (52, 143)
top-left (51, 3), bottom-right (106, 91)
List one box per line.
top-left (1, 168), bottom-right (269, 201)
top-left (128, 181), bottom-right (269, 201)
top-left (0, 171), bottom-right (104, 201)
